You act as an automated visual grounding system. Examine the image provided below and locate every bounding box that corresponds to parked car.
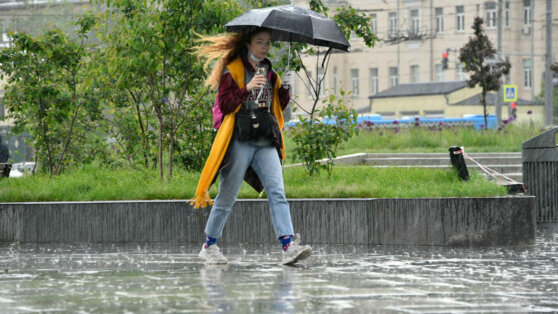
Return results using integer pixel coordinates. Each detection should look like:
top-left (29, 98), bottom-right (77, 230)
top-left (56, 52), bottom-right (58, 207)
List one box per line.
top-left (9, 162), bottom-right (36, 178)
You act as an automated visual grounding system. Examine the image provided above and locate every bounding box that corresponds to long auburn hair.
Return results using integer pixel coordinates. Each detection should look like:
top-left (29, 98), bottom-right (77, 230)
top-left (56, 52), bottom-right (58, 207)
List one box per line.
top-left (193, 28), bottom-right (270, 88)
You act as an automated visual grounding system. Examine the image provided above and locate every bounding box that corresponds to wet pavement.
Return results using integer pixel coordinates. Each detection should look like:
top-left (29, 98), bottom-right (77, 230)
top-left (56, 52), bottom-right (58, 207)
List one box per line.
top-left (1, 224), bottom-right (557, 313)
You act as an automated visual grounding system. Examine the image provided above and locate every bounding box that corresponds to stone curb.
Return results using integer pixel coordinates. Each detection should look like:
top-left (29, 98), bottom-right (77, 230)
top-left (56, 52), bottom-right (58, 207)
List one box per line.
top-left (0, 197), bottom-right (535, 246)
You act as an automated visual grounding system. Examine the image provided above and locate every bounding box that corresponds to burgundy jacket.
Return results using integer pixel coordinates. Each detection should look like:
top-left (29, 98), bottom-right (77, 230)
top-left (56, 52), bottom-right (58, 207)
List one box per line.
top-left (212, 55), bottom-right (291, 193)
top-left (217, 55), bottom-right (290, 114)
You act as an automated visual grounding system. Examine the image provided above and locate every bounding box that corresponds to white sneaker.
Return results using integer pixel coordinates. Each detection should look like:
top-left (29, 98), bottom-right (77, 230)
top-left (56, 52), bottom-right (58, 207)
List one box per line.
top-left (281, 234), bottom-right (312, 265)
top-left (199, 244), bottom-right (228, 264)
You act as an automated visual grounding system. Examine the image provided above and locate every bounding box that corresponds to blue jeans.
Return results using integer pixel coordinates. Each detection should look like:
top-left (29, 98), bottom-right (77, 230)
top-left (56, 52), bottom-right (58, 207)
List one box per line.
top-left (204, 140), bottom-right (294, 239)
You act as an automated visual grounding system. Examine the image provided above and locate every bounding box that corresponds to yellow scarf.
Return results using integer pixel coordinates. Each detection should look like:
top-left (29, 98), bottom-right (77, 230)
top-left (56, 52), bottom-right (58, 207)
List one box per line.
top-left (190, 57), bottom-right (286, 209)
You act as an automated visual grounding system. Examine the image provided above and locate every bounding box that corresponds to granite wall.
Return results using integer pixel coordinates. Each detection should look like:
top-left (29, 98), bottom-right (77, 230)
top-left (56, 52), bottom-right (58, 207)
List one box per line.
top-left (522, 127), bottom-right (558, 223)
top-left (0, 197), bottom-right (536, 246)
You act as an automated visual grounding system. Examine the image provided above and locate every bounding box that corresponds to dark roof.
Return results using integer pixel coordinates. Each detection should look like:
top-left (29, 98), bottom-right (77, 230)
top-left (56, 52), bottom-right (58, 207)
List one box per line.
top-left (369, 81), bottom-right (468, 99)
top-left (451, 93), bottom-right (544, 106)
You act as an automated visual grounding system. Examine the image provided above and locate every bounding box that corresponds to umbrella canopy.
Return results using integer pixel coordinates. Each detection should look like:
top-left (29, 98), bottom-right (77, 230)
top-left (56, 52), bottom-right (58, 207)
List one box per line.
top-left (224, 5), bottom-right (350, 52)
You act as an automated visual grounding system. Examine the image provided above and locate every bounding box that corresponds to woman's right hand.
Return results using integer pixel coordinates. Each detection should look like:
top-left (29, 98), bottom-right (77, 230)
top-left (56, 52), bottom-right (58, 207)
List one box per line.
top-left (246, 74), bottom-right (267, 92)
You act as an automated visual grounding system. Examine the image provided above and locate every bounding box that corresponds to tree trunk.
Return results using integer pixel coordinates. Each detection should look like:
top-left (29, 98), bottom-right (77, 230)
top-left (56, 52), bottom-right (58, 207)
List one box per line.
top-left (142, 138), bottom-right (149, 168)
top-left (158, 123), bottom-right (164, 181)
top-left (37, 94), bottom-right (54, 175)
top-left (155, 105), bottom-right (164, 182)
top-left (54, 103), bottom-right (81, 175)
top-left (135, 103), bottom-right (149, 168)
top-left (481, 90), bottom-right (488, 130)
top-left (168, 132), bottom-right (174, 181)
top-left (55, 79), bottom-right (82, 175)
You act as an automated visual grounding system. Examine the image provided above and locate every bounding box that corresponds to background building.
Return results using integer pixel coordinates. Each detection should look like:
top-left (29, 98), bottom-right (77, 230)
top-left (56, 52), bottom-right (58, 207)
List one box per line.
top-left (293, 0), bottom-right (557, 123)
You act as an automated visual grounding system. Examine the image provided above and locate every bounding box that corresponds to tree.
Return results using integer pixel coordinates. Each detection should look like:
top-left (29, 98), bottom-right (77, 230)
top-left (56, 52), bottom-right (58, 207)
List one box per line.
top-left (91, 38), bottom-right (158, 169)
top-left (95, 0), bottom-right (243, 181)
top-left (276, 0), bottom-right (377, 176)
top-left (459, 17), bottom-right (511, 130)
top-left (0, 13), bottom-right (104, 175)
top-left (282, 1), bottom-right (375, 120)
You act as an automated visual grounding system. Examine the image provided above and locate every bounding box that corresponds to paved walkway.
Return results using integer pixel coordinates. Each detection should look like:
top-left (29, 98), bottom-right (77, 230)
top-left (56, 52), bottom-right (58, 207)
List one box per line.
top-left (1, 224), bottom-right (557, 313)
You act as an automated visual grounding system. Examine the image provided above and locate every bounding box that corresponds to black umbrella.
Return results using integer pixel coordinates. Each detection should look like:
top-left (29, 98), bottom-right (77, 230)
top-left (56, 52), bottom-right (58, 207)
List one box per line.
top-left (224, 5), bottom-right (350, 52)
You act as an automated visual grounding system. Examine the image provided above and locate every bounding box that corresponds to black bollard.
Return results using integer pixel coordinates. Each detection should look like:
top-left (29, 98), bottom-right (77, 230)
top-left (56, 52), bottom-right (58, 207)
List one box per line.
top-left (449, 146), bottom-right (470, 181)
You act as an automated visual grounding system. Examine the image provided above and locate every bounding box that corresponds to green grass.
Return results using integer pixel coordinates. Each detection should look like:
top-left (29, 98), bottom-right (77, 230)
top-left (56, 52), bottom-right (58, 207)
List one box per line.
top-left (282, 166), bottom-right (506, 198)
top-left (3, 123), bottom-right (535, 202)
top-left (0, 164), bottom-right (506, 202)
top-left (283, 123), bottom-right (544, 163)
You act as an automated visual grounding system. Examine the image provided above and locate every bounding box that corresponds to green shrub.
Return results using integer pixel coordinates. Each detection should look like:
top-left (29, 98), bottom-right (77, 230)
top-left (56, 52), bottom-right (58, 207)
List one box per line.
top-left (289, 96), bottom-right (358, 176)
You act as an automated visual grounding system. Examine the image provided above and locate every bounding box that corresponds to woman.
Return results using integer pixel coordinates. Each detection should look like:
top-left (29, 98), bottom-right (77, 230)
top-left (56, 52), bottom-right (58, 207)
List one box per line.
top-left (191, 28), bottom-right (312, 265)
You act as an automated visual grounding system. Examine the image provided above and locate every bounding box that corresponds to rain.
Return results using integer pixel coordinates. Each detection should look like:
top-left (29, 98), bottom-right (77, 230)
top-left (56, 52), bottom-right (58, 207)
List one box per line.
top-left (1, 224), bottom-right (557, 313)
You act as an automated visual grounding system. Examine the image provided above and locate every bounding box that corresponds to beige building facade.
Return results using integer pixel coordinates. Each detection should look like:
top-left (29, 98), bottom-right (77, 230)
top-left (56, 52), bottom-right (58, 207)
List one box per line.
top-left (293, 0), bottom-right (557, 122)
top-left (368, 81), bottom-right (544, 124)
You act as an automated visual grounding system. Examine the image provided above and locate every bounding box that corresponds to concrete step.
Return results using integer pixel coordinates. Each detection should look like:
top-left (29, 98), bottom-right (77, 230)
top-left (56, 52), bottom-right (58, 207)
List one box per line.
top-left (328, 152), bottom-right (522, 165)
top-left (492, 172), bottom-right (523, 182)
top-left (364, 152), bottom-right (522, 158)
top-left (297, 152), bottom-right (525, 182)
top-left (363, 156), bottom-right (522, 166)
top-left (367, 164), bottom-right (523, 174)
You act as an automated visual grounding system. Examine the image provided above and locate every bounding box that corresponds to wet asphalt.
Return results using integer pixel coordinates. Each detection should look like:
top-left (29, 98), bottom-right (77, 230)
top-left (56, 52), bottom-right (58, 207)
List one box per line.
top-left (0, 224), bottom-right (557, 313)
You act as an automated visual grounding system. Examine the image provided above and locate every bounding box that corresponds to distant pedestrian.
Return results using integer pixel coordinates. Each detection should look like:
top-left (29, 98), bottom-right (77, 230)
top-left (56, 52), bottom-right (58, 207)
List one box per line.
top-left (191, 27), bottom-right (312, 265)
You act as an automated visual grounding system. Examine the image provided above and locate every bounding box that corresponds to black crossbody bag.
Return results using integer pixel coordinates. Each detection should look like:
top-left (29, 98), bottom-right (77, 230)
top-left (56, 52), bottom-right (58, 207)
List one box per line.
top-left (235, 108), bottom-right (274, 141)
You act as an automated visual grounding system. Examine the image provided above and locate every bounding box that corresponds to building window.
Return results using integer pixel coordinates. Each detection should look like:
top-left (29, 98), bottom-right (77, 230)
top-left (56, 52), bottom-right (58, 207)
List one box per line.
top-left (456, 6), bottom-right (465, 32)
top-left (369, 68), bottom-right (378, 95)
top-left (389, 12), bottom-right (398, 37)
top-left (410, 9), bottom-right (420, 35)
top-left (457, 63), bottom-right (466, 81)
top-left (505, 2), bottom-right (510, 27)
top-left (333, 66), bottom-right (338, 96)
top-left (424, 110), bottom-right (445, 119)
top-left (378, 111), bottom-right (396, 120)
top-left (370, 13), bottom-right (377, 34)
top-left (505, 73), bottom-right (511, 85)
top-left (436, 64), bottom-right (445, 82)
top-left (410, 65), bottom-right (420, 83)
top-left (523, 0), bottom-right (532, 25)
top-left (351, 68), bottom-right (359, 97)
top-left (0, 100), bottom-right (4, 119)
top-left (486, 2), bottom-right (496, 29)
top-left (435, 8), bottom-right (444, 33)
top-left (400, 111), bottom-right (420, 119)
top-left (350, 30), bottom-right (358, 40)
top-left (389, 67), bottom-right (399, 87)
top-left (318, 68), bottom-right (326, 97)
top-left (523, 59), bottom-right (532, 88)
